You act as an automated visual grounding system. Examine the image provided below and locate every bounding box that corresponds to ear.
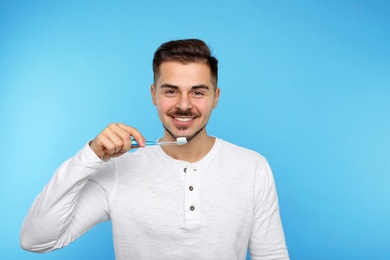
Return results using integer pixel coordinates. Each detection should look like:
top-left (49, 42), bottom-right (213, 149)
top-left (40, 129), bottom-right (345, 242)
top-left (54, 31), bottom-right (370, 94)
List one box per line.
top-left (212, 87), bottom-right (220, 109)
top-left (150, 84), bottom-right (157, 106)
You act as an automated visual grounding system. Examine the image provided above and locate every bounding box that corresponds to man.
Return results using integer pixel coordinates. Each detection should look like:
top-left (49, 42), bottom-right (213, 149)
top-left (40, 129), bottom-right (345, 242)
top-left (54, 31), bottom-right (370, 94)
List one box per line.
top-left (21, 39), bottom-right (289, 259)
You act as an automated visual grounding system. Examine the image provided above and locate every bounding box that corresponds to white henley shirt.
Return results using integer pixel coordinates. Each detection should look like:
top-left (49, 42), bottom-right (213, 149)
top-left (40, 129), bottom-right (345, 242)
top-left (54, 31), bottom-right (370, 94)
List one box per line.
top-left (21, 138), bottom-right (289, 259)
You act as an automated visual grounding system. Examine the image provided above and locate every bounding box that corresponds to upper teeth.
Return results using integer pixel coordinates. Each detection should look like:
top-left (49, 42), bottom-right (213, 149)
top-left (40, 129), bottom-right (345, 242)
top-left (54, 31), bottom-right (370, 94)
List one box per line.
top-left (175, 117), bottom-right (193, 122)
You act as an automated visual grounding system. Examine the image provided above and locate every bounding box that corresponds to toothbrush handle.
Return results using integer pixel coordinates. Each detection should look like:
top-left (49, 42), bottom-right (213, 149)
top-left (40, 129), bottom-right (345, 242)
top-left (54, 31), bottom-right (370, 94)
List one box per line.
top-left (131, 140), bottom-right (157, 147)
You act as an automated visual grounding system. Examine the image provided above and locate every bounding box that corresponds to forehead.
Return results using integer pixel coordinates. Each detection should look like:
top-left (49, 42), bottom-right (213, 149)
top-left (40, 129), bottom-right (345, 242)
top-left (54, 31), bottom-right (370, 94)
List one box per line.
top-left (156, 61), bottom-right (213, 88)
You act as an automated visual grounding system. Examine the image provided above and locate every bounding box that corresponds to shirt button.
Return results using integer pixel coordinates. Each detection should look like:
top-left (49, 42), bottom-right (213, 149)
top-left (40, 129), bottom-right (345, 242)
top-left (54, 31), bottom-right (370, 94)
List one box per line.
top-left (183, 168), bottom-right (187, 173)
top-left (189, 186), bottom-right (194, 191)
top-left (190, 206), bottom-right (195, 211)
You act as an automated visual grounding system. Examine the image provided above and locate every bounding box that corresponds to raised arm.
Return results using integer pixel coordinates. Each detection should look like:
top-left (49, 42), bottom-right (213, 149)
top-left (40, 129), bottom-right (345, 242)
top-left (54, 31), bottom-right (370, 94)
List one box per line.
top-left (20, 123), bottom-right (145, 252)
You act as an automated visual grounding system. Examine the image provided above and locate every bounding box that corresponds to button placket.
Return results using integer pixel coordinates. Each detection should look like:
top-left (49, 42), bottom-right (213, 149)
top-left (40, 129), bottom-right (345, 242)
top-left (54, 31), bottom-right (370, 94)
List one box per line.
top-left (183, 167), bottom-right (200, 227)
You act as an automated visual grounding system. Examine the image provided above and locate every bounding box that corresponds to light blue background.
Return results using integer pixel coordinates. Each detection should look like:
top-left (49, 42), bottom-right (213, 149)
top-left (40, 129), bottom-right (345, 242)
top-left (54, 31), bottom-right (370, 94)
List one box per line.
top-left (1, 0), bottom-right (389, 259)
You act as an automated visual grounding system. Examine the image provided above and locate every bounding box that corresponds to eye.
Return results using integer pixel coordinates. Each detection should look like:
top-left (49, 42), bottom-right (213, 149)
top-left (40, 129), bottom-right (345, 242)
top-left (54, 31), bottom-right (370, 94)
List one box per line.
top-left (165, 89), bottom-right (177, 96)
top-left (192, 91), bottom-right (204, 96)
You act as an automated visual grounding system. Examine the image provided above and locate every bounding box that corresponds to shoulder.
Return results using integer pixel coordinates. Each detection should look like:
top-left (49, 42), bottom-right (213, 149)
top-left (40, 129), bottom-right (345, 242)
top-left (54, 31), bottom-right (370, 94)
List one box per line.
top-left (213, 138), bottom-right (272, 178)
top-left (216, 138), bottom-right (267, 164)
top-left (213, 139), bottom-right (274, 189)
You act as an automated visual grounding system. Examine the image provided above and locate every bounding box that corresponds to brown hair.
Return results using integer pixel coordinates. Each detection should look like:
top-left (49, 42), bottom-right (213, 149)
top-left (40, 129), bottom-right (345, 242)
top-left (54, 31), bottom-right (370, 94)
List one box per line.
top-left (153, 39), bottom-right (218, 88)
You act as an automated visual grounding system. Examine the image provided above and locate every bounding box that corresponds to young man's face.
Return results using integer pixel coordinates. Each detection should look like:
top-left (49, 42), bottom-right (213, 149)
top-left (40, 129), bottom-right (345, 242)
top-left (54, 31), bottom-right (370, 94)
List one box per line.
top-left (151, 61), bottom-right (220, 142)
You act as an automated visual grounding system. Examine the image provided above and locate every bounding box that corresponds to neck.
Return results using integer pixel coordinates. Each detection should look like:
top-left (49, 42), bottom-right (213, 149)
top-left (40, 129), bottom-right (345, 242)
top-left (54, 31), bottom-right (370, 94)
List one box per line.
top-left (161, 130), bottom-right (215, 163)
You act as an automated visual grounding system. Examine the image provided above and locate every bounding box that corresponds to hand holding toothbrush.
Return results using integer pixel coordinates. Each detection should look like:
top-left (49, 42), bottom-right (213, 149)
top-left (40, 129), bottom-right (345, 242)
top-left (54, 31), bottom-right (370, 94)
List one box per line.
top-left (89, 123), bottom-right (187, 161)
top-left (89, 123), bottom-right (146, 160)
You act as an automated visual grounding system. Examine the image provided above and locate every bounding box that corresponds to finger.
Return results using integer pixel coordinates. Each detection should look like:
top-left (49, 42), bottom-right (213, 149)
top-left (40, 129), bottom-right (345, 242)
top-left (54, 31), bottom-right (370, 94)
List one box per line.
top-left (91, 132), bottom-right (116, 158)
top-left (117, 123), bottom-right (146, 148)
top-left (110, 123), bottom-right (133, 151)
top-left (104, 124), bottom-right (126, 154)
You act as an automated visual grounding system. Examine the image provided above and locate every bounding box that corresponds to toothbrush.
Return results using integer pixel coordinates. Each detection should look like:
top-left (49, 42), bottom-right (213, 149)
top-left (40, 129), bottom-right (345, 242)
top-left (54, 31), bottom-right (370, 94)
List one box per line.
top-left (131, 137), bottom-right (187, 147)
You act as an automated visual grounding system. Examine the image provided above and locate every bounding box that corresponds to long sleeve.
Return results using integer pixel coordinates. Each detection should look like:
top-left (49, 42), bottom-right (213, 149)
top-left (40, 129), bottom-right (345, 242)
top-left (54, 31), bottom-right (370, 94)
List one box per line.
top-left (20, 143), bottom-right (112, 253)
top-left (249, 160), bottom-right (289, 260)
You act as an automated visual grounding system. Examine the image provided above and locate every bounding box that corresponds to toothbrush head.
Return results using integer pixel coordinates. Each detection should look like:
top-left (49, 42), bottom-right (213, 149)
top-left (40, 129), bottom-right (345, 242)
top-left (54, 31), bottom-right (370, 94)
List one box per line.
top-left (176, 137), bottom-right (187, 145)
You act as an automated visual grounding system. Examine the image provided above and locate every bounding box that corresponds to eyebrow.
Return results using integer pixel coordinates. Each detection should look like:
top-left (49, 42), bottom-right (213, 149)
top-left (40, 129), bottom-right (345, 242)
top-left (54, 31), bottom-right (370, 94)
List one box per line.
top-left (160, 84), bottom-right (210, 91)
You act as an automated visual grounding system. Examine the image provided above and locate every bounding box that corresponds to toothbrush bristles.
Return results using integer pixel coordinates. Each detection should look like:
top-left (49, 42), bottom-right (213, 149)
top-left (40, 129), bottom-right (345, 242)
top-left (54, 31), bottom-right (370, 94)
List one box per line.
top-left (176, 137), bottom-right (187, 145)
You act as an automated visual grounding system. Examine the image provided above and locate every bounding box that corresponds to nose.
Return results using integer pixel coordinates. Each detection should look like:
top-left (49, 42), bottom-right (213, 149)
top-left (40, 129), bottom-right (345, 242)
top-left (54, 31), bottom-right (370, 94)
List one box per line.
top-left (176, 94), bottom-right (192, 111)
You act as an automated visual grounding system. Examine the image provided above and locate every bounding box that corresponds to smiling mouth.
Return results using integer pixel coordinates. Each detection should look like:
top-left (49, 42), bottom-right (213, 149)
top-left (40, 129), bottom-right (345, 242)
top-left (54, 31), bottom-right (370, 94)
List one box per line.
top-left (174, 117), bottom-right (195, 122)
